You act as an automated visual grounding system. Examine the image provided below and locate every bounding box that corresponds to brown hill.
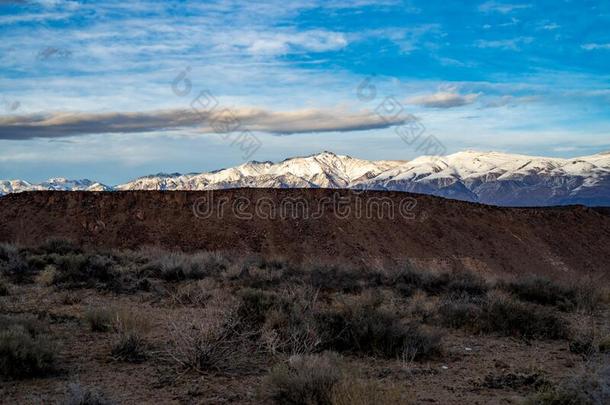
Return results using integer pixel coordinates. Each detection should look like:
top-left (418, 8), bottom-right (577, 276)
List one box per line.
top-left (0, 189), bottom-right (609, 282)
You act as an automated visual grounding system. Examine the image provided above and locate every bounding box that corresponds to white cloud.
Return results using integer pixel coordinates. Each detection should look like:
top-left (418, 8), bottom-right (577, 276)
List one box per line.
top-left (407, 92), bottom-right (480, 108)
top-left (475, 37), bottom-right (533, 50)
top-left (234, 30), bottom-right (348, 56)
top-left (478, 1), bottom-right (532, 14)
top-left (541, 22), bottom-right (560, 30)
top-left (581, 43), bottom-right (610, 51)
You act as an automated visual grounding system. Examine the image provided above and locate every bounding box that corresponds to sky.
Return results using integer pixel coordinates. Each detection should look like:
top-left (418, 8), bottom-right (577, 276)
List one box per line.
top-left (1, 0), bottom-right (610, 184)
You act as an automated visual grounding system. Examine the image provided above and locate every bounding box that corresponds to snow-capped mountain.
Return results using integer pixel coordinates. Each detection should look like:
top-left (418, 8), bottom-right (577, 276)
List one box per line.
top-left (0, 178), bottom-right (111, 196)
top-left (2, 151), bottom-right (610, 206)
top-left (116, 152), bottom-right (401, 191)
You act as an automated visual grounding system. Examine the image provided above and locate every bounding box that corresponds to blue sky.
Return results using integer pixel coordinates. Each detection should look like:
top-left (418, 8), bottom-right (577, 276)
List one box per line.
top-left (1, 0), bottom-right (609, 184)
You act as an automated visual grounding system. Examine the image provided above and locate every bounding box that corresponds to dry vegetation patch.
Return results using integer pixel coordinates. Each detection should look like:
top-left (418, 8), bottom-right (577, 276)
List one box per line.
top-left (1, 240), bottom-right (608, 404)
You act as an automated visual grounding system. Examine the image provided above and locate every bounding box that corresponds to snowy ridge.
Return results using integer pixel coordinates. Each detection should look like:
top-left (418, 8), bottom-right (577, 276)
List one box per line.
top-left (0, 178), bottom-right (111, 196)
top-left (2, 150), bottom-right (610, 206)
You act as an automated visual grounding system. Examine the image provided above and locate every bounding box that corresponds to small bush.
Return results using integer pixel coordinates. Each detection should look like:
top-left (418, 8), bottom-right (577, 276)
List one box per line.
top-left (145, 252), bottom-right (222, 281)
top-left (503, 276), bottom-right (601, 311)
top-left (526, 365), bottom-right (610, 405)
top-left (110, 307), bottom-right (150, 362)
top-left (84, 307), bottom-right (114, 332)
top-left (62, 382), bottom-right (116, 405)
top-left (52, 254), bottom-right (118, 289)
top-left (438, 293), bottom-right (569, 340)
top-left (0, 323), bottom-right (55, 379)
top-left (317, 296), bottom-right (442, 360)
top-left (37, 265), bottom-right (57, 286)
top-left (111, 332), bottom-right (147, 363)
top-left (260, 288), bottom-right (322, 355)
top-left (237, 288), bottom-right (279, 328)
top-left (168, 280), bottom-right (213, 306)
top-left (437, 297), bottom-right (483, 329)
top-left (0, 315), bottom-right (45, 336)
top-left (263, 353), bottom-right (403, 405)
top-left (386, 266), bottom-right (488, 297)
top-left (569, 332), bottom-right (597, 357)
top-left (478, 296), bottom-right (569, 339)
top-left (166, 309), bottom-right (255, 374)
top-left (390, 266), bottom-right (450, 295)
top-left (263, 352), bottom-right (343, 405)
top-left (0, 244), bottom-right (34, 284)
top-left (84, 306), bottom-right (150, 335)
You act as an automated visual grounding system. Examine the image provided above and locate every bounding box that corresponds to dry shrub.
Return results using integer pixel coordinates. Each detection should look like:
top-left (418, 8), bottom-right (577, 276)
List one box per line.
top-left (222, 255), bottom-right (288, 287)
top-left (406, 290), bottom-right (437, 322)
top-left (526, 364), bottom-right (610, 405)
top-left (0, 243), bottom-right (34, 284)
top-left (84, 307), bottom-right (114, 332)
top-left (478, 294), bottom-right (569, 339)
top-left (166, 294), bottom-right (256, 374)
top-left (236, 288), bottom-right (279, 328)
top-left (37, 265), bottom-right (57, 286)
top-left (262, 352), bottom-right (405, 405)
top-left (260, 287), bottom-right (322, 355)
top-left (438, 292), bottom-right (569, 340)
top-left (262, 352), bottom-right (343, 405)
top-left (111, 333), bottom-right (148, 363)
top-left (112, 306), bottom-right (151, 335)
top-left (167, 279), bottom-right (215, 306)
top-left (84, 306), bottom-right (151, 334)
top-left (437, 296), bottom-right (483, 329)
top-left (145, 251), bottom-right (229, 281)
top-left (52, 254), bottom-right (119, 289)
top-left (503, 276), bottom-right (602, 312)
top-left (317, 294), bottom-right (442, 360)
top-left (110, 307), bottom-right (151, 363)
top-left (83, 306), bottom-right (151, 362)
top-left (301, 262), bottom-right (369, 293)
top-left (0, 317), bottom-right (55, 379)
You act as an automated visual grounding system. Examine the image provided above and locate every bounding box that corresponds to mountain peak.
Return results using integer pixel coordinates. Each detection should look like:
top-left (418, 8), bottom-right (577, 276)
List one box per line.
top-left (2, 150), bottom-right (609, 206)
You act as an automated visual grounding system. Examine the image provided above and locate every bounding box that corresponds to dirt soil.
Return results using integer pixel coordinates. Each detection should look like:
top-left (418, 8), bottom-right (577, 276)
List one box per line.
top-left (1, 189), bottom-right (609, 283)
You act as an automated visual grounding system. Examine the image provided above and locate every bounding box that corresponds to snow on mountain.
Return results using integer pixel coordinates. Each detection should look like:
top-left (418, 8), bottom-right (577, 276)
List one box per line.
top-left (116, 151), bottom-right (398, 191)
top-left (2, 150), bottom-right (609, 206)
top-left (0, 178), bottom-right (111, 196)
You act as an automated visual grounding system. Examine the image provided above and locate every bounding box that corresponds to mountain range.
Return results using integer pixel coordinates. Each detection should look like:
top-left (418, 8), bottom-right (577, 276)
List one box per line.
top-left (2, 150), bottom-right (609, 206)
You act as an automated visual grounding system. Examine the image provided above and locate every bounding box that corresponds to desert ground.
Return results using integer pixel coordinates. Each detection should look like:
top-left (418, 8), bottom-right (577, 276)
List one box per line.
top-left (1, 190), bottom-right (609, 404)
top-left (1, 240), bottom-right (609, 404)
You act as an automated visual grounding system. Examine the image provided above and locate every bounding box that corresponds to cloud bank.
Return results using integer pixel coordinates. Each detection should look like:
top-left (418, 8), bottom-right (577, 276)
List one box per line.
top-left (0, 107), bottom-right (411, 140)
